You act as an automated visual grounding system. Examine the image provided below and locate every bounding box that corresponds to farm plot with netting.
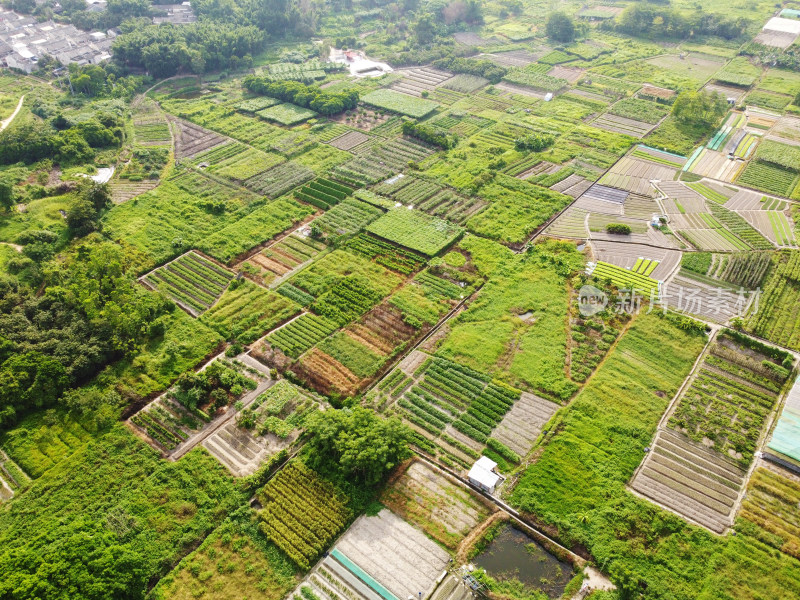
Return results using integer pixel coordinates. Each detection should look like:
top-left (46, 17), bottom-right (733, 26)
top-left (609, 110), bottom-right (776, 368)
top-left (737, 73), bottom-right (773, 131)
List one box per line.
top-left (201, 280), bottom-right (301, 344)
top-left (171, 117), bottom-right (227, 158)
top-left (630, 428), bottom-right (746, 534)
top-left (367, 208), bottom-right (463, 256)
top-left (379, 460), bottom-right (493, 550)
top-left (591, 241), bottom-right (680, 281)
top-left (391, 67), bottom-right (453, 97)
top-left (257, 461), bottom-right (351, 570)
top-left (296, 509), bottom-right (449, 600)
top-left (244, 232), bottom-right (326, 287)
top-left (687, 150), bottom-right (744, 182)
top-left (747, 250), bottom-right (800, 350)
top-left (244, 161), bottom-right (315, 198)
top-left (204, 380), bottom-right (322, 476)
top-left (362, 89), bottom-right (440, 118)
top-left (142, 251), bottom-right (234, 316)
top-left (599, 157), bottom-right (677, 195)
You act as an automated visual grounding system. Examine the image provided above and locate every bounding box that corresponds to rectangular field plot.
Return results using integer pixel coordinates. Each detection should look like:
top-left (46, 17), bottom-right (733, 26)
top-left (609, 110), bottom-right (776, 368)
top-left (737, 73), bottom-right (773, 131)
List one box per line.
top-left (688, 150), bottom-right (743, 183)
top-left (591, 240), bottom-right (681, 281)
top-left (545, 206), bottom-right (588, 239)
top-left (676, 226), bottom-right (750, 252)
top-left (738, 467), bottom-right (800, 562)
top-left (244, 161), bottom-right (314, 198)
top-left (367, 209), bottom-right (463, 256)
top-left (328, 130), bottom-right (371, 151)
top-left (203, 380), bottom-right (321, 476)
top-left (362, 89), bottom-right (440, 118)
top-left (663, 274), bottom-right (751, 323)
top-left (193, 142), bottom-right (285, 182)
top-left (267, 313), bottom-right (339, 358)
top-left (592, 113), bottom-right (655, 138)
top-left (313, 198), bottom-right (385, 239)
top-left (391, 67), bottom-right (453, 97)
top-left (599, 157), bottom-right (678, 195)
top-left (588, 260), bottom-right (659, 295)
top-left (297, 508), bottom-right (449, 600)
top-left (200, 280), bottom-right (301, 344)
top-left (491, 392), bottom-right (559, 458)
top-left (331, 138), bottom-right (433, 186)
top-left (740, 210), bottom-right (796, 247)
top-left (380, 460), bottom-right (493, 550)
top-left (142, 251), bottom-right (234, 317)
top-left (668, 332), bottom-right (789, 467)
top-left (747, 251), bottom-right (800, 350)
top-left (257, 102), bottom-right (317, 125)
top-left (244, 232), bottom-right (326, 286)
top-left (631, 428), bottom-right (746, 534)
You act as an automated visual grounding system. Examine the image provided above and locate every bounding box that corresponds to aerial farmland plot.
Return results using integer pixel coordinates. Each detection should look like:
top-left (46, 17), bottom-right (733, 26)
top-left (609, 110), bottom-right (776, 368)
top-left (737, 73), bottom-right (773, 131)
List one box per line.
top-left (631, 329), bottom-right (793, 533)
top-left (141, 251), bottom-right (235, 317)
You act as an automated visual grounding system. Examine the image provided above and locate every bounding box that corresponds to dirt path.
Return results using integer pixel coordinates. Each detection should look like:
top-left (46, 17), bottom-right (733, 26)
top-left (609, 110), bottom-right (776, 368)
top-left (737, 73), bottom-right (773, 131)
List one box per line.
top-left (0, 95), bottom-right (24, 132)
top-left (455, 511), bottom-right (507, 563)
top-left (0, 242), bottom-right (22, 252)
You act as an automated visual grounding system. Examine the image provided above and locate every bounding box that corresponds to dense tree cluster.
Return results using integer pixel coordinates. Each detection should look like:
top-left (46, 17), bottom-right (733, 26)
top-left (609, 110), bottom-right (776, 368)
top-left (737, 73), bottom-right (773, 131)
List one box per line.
top-left (514, 132), bottom-right (556, 152)
top-left (672, 90), bottom-right (728, 128)
top-left (431, 56), bottom-right (507, 83)
top-left (243, 77), bottom-right (358, 115)
top-left (545, 12), bottom-right (576, 43)
top-left (402, 120), bottom-right (457, 149)
top-left (304, 407), bottom-right (411, 486)
top-left (608, 4), bottom-right (749, 40)
top-left (0, 103), bottom-right (124, 166)
top-left (0, 242), bottom-right (172, 427)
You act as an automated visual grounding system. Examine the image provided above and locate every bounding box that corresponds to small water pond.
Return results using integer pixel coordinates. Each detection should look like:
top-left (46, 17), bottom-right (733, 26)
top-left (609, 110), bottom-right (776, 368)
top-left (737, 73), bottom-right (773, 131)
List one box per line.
top-left (474, 525), bottom-right (573, 599)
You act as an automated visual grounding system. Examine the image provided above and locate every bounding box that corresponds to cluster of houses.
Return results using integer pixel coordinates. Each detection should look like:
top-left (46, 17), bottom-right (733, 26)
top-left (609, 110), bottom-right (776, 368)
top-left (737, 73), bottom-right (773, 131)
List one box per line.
top-left (0, 2), bottom-right (195, 73)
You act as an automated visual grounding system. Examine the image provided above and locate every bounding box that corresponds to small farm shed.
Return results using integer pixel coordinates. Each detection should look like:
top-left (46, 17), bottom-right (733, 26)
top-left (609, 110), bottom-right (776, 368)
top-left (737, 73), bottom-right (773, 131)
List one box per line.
top-left (468, 456), bottom-right (501, 493)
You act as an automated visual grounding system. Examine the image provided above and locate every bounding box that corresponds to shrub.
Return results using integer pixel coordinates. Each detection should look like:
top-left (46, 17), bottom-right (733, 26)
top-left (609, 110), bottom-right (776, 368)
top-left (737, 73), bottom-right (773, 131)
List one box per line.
top-left (606, 223), bottom-right (631, 235)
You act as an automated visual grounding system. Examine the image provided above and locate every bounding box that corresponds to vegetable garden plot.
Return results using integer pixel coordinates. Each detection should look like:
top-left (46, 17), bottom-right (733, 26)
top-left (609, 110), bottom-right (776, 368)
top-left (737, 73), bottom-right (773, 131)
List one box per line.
top-left (168, 167), bottom-right (262, 205)
top-left (362, 89), bottom-right (440, 118)
top-left (545, 206), bottom-right (588, 238)
top-left (663, 273), bottom-right (750, 323)
top-left (328, 130), bottom-right (370, 151)
top-left (547, 65), bottom-right (585, 85)
top-left (267, 313), bottom-right (339, 358)
top-left (738, 467), bottom-right (800, 561)
top-left (737, 160), bottom-right (799, 197)
top-left (379, 460), bottom-right (492, 550)
top-left (388, 354), bottom-right (525, 468)
top-left (686, 181), bottom-right (734, 205)
top-left (244, 161), bottom-right (314, 198)
top-left (739, 210), bottom-right (796, 247)
top-left (491, 392), bottom-right (559, 458)
top-left (610, 99), bottom-right (670, 125)
top-left (668, 333), bottom-right (789, 468)
top-left (591, 112), bottom-right (655, 138)
top-left (440, 74), bottom-right (489, 93)
top-left (588, 260), bottom-right (659, 296)
top-left (245, 233), bottom-right (325, 285)
top-left (747, 251), bottom-right (800, 350)
top-left (330, 138), bottom-right (433, 187)
top-left (677, 227), bottom-right (750, 252)
top-left (130, 357), bottom-right (261, 452)
top-left (368, 208), bottom-right (463, 256)
top-left (630, 428), bottom-right (747, 534)
top-left (712, 57), bottom-right (763, 88)
top-left (707, 202), bottom-right (774, 250)
top-left (483, 49), bottom-right (542, 68)
top-left (591, 240), bottom-right (680, 281)
top-left (687, 151), bottom-right (743, 183)
top-left (346, 234), bottom-right (426, 274)
top-left (681, 252), bottom-right (772, 290)
top-left (767, 376), bottom-right (800, 463)
top-left (235, 96), bottom-right (281, 113)
top-left (502, 68), bottom-right (568, 93)
top-left (294, 178), bottom-right (354, 210)
top-left (142, 251), bottom-right (234, 317)
top-left (257, 462), bottom-right (351, 570)
top-left (171, 117), bottom-right (227, 159)
top-left (257, 102), bottom-right (317, 126)
top-left (767, 115), bottom-right (800, 145)
top-left (550, 174), bottom-right (592, 198)
top-left (654, 181), bottom-right (708, 212)
top-left (391, 67), bottom-right (454, 97)
top-left (194, 143), bottom-right (286, 182)
top-left (702, 81), bottom-right (747, 103)
top-left (313, 198), bottom-right (384, 239)
top-left (201, 280), bottom-right (301, 344)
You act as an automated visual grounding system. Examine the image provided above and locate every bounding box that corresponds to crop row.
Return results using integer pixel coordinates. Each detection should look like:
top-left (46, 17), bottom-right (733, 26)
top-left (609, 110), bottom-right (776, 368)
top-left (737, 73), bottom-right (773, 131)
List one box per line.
top-left (268, 314), bottom-right (338, 358)
top-left (312, 275), bottom-right (383, 326)
top-left (245, 161), bottom-right (315, 198)
top-left (346, 233), bottom-right (425, 275)
top-left (707, 204), bottom-right (774, 250)
top-left (415, 271), bottom-right (463, 299)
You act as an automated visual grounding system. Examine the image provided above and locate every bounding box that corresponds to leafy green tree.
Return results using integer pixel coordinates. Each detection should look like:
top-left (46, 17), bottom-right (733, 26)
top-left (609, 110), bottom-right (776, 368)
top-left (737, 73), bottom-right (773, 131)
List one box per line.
top-left (304, 407), bottom-right (411, 486)
top-left (672, 90), bottom-right (727, 128)
top-left (0, 179), bottom-right (13, 210)
top-left (413, 13), bottom-right (436, 45)
top-left (546, 12), bottom-right (575, 43)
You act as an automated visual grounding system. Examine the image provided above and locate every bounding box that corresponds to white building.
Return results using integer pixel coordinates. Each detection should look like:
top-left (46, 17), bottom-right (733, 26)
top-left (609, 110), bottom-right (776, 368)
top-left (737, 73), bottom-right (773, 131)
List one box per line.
top-left (468, 456), bottom-right (501, 494)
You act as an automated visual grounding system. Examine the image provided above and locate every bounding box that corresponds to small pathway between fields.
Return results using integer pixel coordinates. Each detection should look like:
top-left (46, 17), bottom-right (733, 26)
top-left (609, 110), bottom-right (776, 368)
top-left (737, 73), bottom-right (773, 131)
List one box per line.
top-left (0, 96), bottom-right (24, 132)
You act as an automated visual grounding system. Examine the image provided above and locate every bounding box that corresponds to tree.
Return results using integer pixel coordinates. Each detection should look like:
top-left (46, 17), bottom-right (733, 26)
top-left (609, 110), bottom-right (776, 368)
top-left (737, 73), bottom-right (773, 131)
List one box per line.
top-left (672, 90), bottom-right (727, 128)
top-left (546, 12), bottom-right (575, 43)
top-left (66, 196), bottom-right (99, 237)
top-left (304, 407), bottom-right (411, 486)
top-left (413, 14), bottom-right (436, 45)
top-left (0, 179), bottom-right (13, 210)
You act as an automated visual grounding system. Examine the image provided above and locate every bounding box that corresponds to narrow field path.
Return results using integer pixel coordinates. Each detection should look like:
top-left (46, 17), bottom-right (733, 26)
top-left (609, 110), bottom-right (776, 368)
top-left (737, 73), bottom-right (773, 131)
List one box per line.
top-left (0, 95), bottom-right (24, 132)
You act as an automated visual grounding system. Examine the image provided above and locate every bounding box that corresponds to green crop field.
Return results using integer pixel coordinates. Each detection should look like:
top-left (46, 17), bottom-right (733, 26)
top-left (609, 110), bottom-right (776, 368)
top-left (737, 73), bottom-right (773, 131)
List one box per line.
top-left (367, 208), bottom-right (463, 256)
top-left (361, 89), bottom-right (440, 118)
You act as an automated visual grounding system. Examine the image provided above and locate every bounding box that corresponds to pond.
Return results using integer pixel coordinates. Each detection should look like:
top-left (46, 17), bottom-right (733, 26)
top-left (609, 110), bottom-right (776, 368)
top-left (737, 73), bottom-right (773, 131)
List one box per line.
top-left (474, 525), bottom-right (573, 599)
